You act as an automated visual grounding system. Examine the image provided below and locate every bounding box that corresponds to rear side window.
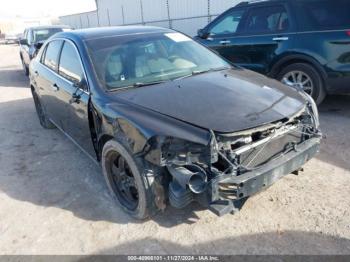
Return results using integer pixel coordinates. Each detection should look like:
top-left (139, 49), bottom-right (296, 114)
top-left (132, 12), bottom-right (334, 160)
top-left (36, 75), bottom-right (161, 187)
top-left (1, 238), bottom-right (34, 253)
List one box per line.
top-left (296, 0), bottom-right (350, 31)
top-left (209, 9), bottom-right (245, 35)
top-left (244, 5), bottom-right (290, 34)
top-left (58, 41), bottom-right (84, 84)
top-left (43, 40), bottom-right (63, 71)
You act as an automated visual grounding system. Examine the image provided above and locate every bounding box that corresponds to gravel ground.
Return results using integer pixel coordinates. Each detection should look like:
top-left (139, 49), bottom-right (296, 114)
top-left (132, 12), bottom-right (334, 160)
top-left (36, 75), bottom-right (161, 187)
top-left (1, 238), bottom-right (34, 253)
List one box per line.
top-left (0, 44), bottom-right (349, 255)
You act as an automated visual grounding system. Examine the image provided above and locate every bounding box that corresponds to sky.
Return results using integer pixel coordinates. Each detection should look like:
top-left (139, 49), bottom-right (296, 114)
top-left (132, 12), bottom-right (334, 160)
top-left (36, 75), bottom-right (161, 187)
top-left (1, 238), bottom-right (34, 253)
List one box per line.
top-left (0, 0), bottom-right (96, 19)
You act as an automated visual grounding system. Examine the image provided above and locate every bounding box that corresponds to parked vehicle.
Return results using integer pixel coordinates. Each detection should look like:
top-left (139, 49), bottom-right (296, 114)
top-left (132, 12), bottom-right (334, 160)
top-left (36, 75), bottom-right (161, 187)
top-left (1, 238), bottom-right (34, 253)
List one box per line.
top-left (4, 32), bottom-right (22, 44)
top-left (20, 25), bottom-right (71, 76)
top-left (29, 26), bottom-right (321, 219)
top-left (196, 0), bottom-right (350, 104)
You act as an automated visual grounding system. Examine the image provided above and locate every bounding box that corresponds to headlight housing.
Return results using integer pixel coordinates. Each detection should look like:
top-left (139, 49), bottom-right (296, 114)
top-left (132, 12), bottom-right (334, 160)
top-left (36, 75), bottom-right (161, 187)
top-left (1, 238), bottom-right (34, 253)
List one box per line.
top-left (144, 136), bottom-right (212, 166)
top-left (299, 91), bottom-right (320, 129)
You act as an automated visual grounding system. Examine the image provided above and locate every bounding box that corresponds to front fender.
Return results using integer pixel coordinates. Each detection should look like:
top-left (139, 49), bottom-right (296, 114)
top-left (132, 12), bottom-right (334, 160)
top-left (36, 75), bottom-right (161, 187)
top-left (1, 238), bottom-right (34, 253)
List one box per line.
top-left (96, 100), bottom-right (211, 161)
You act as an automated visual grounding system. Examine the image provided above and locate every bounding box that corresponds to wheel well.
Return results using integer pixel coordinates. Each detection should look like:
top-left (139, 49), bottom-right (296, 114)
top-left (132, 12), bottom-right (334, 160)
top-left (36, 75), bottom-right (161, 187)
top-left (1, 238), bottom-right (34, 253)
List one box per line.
top-left (87, 102), bottom-right (110, 162)
top-left (97, 134), bottom-right (114, 161)
top-left (270, 56), bottom-right (327, 83)
top-left (271, 58), bottom-right (313, 77)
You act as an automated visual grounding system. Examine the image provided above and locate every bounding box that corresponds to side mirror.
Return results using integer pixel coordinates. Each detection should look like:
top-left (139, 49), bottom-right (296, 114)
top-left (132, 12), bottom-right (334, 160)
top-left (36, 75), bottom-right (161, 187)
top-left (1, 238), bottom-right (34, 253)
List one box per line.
top-left (71, 79), bottom-right (87, 104)
top-left (197, 29), bottom-right (209, 39)
top-left (34, 42), bottom-right (44, 50)
top-left (73, 78), bottom-right (87, 91)
top-left (19, 38), bottom-right (27, 45)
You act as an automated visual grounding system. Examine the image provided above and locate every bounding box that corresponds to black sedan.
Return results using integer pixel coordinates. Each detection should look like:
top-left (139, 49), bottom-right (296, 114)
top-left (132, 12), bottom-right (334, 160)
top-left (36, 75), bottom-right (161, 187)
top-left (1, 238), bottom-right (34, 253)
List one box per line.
top-left (29, 26), bottom-right (321, 219)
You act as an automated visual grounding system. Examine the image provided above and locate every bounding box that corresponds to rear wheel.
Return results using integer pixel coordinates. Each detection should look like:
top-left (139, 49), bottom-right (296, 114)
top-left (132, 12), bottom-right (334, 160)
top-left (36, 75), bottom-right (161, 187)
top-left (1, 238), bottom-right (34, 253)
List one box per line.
top-left (101, 139), bottom-right (160, 219)
top-left (277, 63), bottom-right (326, 105)
top-left (31, 89), bottom-right (56, 129)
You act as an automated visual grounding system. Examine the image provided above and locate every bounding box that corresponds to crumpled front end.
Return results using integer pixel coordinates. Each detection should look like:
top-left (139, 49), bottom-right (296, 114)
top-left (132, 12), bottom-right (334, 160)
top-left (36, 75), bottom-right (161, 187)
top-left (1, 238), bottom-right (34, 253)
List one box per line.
top-left (144, 100), bottom-right (322, 216)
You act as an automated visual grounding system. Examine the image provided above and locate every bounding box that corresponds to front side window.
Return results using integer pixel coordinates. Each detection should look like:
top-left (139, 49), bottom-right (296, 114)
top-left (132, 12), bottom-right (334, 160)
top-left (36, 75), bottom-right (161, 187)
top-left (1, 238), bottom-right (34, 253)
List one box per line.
top-left (43, 40), bottom-right (63, 71)
top-left (209, 9), bottom-right (245, 35)
top-left (244, 6), bottom-right (289, 34)
top-left (86, 32), bottom-right (230, 90)
top-left (58, 41), bottom-right (84, 84)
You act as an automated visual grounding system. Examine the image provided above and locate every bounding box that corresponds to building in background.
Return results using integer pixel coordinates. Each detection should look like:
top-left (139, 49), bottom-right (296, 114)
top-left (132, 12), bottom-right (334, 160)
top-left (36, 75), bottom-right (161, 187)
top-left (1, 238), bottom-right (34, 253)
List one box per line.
top-left (59, 0), bottom-right (240, 36)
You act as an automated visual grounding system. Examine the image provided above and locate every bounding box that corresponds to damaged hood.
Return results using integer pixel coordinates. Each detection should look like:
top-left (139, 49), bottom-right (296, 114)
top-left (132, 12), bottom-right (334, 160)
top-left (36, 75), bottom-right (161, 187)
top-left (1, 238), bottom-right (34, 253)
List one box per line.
top-left (113, 69), bottom-right (306, 133)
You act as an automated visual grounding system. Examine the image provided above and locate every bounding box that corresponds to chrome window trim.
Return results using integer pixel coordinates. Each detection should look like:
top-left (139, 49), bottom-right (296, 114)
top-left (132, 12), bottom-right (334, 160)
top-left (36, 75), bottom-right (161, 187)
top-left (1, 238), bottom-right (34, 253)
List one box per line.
top-left (208, 31), bottom-right (298, 39)
top-left (207, 28), bottom-right (350, 39)
top-left (297, 29), bottom-right (350, 34)
top-left (39, 37), bottom-right (90, 95)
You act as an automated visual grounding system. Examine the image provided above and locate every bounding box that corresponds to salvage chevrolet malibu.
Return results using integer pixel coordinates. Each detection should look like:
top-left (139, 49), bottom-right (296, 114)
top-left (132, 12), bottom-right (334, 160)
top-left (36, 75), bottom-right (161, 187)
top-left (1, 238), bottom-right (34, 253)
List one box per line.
top-left (29, 26), bottom-right (321, 219)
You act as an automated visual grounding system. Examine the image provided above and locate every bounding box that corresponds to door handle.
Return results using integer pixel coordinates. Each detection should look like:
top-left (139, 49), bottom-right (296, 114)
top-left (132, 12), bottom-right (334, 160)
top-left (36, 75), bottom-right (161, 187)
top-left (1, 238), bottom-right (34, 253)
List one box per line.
top-left (272, 37), bottom-right (289, 41)
top-left (34, 71), bottom-right (39, 76)
top-left (51, 83), bottom-right (59, 91)
top-left (219, 40), bottom-right (231, 45)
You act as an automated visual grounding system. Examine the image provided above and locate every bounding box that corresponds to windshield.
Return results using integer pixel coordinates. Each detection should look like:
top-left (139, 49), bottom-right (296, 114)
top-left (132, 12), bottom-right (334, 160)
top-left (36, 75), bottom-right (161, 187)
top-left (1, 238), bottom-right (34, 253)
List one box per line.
top-left (85, 32), bottom-right (230, 90)
top-left (33, 28), bottom-right (64, 43)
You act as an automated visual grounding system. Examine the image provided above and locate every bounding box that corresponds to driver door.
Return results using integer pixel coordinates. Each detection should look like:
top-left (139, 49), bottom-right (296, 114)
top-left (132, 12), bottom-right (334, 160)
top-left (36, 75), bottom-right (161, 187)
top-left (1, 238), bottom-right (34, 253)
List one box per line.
top-left (198, 7), bottom-right (250, 65)
top-left (56, 40), bottom-right (96, 157)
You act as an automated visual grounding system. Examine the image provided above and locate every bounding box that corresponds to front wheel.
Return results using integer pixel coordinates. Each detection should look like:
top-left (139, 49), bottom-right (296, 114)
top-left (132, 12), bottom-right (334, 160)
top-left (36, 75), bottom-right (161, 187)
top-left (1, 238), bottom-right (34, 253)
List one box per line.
top-left (101, 139), bottom-right (160, 219)
top-left (277, 63), bottom-right (326, 105)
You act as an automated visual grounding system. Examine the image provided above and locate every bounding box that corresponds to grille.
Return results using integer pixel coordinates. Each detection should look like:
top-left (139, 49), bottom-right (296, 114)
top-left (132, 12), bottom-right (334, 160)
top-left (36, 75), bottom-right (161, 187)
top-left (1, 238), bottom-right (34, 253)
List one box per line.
top-left (238, 129), bottom-right (303, 169)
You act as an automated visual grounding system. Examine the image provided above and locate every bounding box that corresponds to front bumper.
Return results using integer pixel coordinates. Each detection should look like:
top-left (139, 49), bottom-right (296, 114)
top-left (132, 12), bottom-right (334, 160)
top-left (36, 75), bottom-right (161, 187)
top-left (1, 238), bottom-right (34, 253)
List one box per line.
top-left (208, 137), bottom-right (321, 216)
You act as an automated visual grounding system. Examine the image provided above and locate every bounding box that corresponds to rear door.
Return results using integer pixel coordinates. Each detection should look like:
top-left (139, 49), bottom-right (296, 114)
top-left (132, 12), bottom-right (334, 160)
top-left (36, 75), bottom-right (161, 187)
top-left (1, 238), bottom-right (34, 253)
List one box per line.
top-left (56, 40), bottom-right (95, 156)
top-left (236, 3), bottom-right (295, 74)
top-left (36, 40), bottom-right (64, 126)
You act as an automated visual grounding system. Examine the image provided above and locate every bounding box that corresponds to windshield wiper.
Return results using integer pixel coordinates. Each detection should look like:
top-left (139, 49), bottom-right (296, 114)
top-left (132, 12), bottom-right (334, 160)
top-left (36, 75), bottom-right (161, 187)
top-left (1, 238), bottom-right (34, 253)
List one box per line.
top-left (108, 81), bottom-right (166, 91)
top-left (173, 66), bottom-right (230, 81)
top-left (132, 81), bottom-right (167, 88)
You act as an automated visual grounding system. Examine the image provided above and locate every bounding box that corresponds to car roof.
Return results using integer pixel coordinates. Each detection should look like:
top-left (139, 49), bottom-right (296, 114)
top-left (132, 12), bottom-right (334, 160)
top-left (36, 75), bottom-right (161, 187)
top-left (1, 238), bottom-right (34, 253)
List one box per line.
top-left (53, 26), bottom-right (173, 41)
top-left (236, 0), bottom-right (320, 6)
top-left (26, 25), bottom-right (71, 30)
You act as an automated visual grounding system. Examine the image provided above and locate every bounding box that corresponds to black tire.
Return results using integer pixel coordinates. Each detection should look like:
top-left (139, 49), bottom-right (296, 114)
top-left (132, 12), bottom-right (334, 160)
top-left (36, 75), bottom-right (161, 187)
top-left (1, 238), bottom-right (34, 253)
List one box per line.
top-left (101, 139), bottom-right (160, 219)
top-left (277, 63), bottom-right (326, 105)
top-left (21, 57), bottom-right (29, 76)
top-left (31, 89), bottom-right (56, 129)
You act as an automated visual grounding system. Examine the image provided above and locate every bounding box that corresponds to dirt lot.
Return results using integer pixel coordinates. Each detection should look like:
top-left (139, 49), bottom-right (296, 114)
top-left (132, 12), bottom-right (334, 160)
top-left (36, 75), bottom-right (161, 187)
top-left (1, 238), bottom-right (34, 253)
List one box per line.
top-left (0, 44), bottom-right (349, 255)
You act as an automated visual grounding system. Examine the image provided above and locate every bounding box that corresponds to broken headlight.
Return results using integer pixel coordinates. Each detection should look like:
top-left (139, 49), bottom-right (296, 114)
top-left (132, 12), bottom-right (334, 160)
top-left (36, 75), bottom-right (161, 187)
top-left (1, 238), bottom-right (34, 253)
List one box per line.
top-left (162, 137), bottom-right (213, 166)
top-left (144, 136), bottom-right (213, 167)
top-left (300, 91), bottom-right (320, 128)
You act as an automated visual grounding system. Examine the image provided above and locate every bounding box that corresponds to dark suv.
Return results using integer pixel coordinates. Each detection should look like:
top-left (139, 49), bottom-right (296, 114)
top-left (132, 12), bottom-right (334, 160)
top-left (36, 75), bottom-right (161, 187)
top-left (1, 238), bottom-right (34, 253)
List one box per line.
top-left (196, 0), bottom-right (350, 104)
top-left (20, 25), bottom-right (71, 76)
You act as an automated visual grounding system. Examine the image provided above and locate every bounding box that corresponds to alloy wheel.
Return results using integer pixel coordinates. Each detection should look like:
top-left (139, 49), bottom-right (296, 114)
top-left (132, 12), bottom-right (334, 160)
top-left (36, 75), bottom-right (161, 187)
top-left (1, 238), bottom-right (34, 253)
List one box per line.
top-left (282, 70), bottom-right (314, 96)
top-left (107, 152), bottom-right (139, 211)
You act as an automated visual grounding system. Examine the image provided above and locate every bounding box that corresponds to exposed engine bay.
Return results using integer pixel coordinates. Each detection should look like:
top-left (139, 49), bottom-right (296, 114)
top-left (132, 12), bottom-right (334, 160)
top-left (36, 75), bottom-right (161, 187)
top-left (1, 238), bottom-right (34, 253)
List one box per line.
top-left (158, 105), bottom-right (322, 216)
